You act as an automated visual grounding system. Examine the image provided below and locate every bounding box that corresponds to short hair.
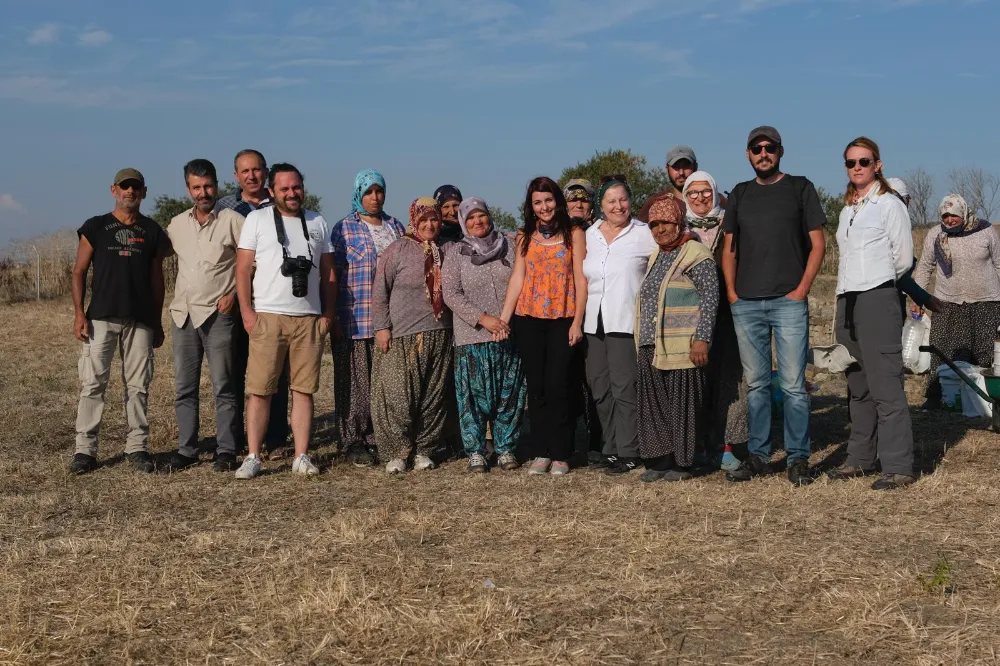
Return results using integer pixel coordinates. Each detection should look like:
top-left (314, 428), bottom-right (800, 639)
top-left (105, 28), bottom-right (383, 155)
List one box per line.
top-left (268, 163), bottom-right (304, 189)
top-left (183, 158), bottom-right (218, 184)
top-left (233, 149), bottom-right (266, 172)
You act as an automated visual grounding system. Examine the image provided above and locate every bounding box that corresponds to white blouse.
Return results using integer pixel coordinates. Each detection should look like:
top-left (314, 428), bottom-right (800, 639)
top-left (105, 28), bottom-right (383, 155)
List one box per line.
top-left (836, 190), bottom-right (913, 295)
top-left (582, 219), bottom-right (657, 334)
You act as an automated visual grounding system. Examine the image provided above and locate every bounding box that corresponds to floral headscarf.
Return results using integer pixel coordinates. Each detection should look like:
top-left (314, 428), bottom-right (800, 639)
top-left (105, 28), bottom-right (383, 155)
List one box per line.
top-left (935, 194), bottom-right (991, 278)
top-left (352, 169), bottom-right (387, 219)
top-left (646, 193), bottom-right (694, 252)
top-left (407, 197), bottom-right (445, 319)
top-left (681, 170), bottom-right (723, 229)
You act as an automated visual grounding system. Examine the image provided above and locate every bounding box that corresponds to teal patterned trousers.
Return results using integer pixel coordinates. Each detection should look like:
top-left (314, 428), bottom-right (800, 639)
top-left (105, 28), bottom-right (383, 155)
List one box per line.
top-left (453, 340), bottom-right (526, 456)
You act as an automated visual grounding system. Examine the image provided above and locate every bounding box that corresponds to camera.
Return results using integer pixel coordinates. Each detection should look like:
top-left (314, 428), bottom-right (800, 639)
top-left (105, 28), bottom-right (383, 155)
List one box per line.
top-left (273, 207), bottom-right (314, 298)
top-left (280, 255), bottom-right (313, 298)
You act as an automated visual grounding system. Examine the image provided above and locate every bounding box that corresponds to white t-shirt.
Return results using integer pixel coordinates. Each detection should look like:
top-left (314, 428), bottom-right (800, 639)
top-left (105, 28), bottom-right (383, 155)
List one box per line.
top-left (238, 207), bottom-right (334, 316)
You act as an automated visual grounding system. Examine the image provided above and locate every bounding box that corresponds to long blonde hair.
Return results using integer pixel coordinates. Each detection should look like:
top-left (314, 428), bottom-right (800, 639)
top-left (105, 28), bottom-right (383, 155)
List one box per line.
top-left (843, 136), bottom-right (893, 205)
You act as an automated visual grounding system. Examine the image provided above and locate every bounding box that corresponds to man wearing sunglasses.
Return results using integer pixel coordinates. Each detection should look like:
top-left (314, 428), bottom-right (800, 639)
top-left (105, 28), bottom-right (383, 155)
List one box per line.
top-left (721, 126), bottom-right (826, 486)
top-left (69, 168), bottom-right (172, 475)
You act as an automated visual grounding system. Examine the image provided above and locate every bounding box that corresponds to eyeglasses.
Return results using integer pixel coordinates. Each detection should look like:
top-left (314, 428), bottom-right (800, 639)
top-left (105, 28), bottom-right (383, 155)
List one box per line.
top-left (117, 180), bottom-right (143, 191)
top-left (600, 174), bottom-right (628, 185)
top-left (749, 143), bottom-right (779, 156)
top-left (844, 158), bottom-right (875, 169)
top-left (686, 189), bottom-right (714, 200)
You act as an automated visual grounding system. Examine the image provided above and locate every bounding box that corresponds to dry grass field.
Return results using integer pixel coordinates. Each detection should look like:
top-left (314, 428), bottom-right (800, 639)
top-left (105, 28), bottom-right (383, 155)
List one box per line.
top-left (2, 277), bottom-right (1000, 665)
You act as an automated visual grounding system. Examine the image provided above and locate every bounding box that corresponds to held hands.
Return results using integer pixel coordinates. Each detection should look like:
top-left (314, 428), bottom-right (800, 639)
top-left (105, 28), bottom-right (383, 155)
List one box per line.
top-left (375, 329), bottom-right (392, 353)
top-left (690, 340), bottom-right (709, 367)
top-left (479, 314), bottom-right (510, 342)
top-left (74, 312), bottom-right (89, 342)
top-left (568, 322), bottom-right (584, 347)
top-left (217, 293), bottom-right (236, 314)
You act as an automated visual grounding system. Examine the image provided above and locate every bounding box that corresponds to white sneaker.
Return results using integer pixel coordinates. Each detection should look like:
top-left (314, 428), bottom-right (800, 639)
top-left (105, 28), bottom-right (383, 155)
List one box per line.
top-left (386, 458), bottom-right (406, 474)
top-left (413, 454), bottom-right (436, 471)
top-left (234, 455), bottom-right (261, 480)
top-left (292, 453), bottom-right (320, 476)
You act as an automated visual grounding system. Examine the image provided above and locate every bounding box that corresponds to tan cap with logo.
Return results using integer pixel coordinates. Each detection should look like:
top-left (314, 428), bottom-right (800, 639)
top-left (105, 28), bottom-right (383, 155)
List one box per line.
top-left (113, 168), bottom-right (145, 186)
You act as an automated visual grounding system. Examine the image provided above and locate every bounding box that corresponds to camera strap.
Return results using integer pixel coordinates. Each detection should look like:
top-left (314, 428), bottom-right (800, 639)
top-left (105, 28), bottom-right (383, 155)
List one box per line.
top-left (272, 206), bottom-right (314, 264)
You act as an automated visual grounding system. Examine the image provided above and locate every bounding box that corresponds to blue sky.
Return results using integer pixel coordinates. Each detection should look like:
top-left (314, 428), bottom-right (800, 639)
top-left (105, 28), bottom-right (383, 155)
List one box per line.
top-left (0, 0), bottom-right (997, 247)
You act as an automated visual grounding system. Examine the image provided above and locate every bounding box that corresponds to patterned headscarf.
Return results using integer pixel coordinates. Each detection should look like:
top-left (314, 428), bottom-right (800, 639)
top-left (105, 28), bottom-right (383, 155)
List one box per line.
top-left (681, 170), bottom-right (723, 229)
top-left (457, 197), bottom-right (508, 266)
top-left (563, 178), bottom-right (595, 202)
top-left (646, 193), bottom-right (693, 252)
top-left (352, 169), bottom-right (386, 218)
top-left (935, 193), bottom-right (991, 278)
top-left (433, 184), bottom-right (464, 243)
top-left (407, 197), bottom-right (445, 319)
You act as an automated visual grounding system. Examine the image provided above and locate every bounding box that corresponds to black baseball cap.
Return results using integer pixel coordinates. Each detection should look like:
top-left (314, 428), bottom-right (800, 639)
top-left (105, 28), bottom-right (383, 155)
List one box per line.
top-left (746, 126), bottom-right (782, 148)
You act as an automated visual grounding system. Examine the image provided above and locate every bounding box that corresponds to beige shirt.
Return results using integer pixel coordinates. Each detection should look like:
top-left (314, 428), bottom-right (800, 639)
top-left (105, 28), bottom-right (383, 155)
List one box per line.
top-left (167, 207), bottom-right (245, 328)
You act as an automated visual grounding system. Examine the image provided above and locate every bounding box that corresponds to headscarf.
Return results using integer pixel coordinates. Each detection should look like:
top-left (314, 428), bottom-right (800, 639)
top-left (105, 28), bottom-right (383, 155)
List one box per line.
top-left (433, 184), bottom-right (464, 243)
top-left (564, 178), bottom-right (595, 202)
top-left (406, 197), bottom-right (445, 319)
top-left (646, 194), bottom-right (694, 252)
top-left (681, 170), bottom-right (723, 229)
top-left (934, 194), bottom-right (992, 278)
top-left (457, 197), bottom-right (508, 266)
top-left (594, 178), bottom-right (633, 222)
top-left (351, 169), bottom-right (387, 219)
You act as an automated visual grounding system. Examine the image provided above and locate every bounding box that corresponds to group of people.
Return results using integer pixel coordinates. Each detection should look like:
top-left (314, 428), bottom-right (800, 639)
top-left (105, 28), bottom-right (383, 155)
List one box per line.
top-left (67, 126), bottom-right (1000, 491)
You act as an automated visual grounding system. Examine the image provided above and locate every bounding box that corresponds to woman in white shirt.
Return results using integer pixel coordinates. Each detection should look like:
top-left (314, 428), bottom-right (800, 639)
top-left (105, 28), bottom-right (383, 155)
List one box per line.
top-left (582, 177), bottom-right (657, 475)
top-left (829, 137), bottom-right (916, 491)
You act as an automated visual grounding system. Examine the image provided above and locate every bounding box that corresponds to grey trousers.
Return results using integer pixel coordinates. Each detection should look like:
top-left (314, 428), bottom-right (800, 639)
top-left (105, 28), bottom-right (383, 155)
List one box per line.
top-left (585, 318), bottom-right (639, 458)
top-left (173, 312), bottom-right (239, 457)
top-left (75, 318), bottom-right (154, 456)
top-left (835, 286), bottom-right (914, 476)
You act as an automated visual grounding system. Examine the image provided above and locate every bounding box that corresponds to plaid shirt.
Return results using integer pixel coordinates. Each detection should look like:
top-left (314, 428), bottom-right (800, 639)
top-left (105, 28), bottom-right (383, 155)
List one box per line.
top-left (214, 192), bottom-right (272, 218)
top-left (331, 212), bottom-right (406, 339)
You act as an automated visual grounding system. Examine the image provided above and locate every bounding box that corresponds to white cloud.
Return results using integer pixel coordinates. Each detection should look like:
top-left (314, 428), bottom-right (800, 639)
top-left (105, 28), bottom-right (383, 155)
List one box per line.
top-left (27, 23), bottom-right (59, 45)
top-left (0, 76), bottom-right (175, 108)
top-left (78, 29), bottom-right (112, 47)
top-left (0, 194), bottom-right (25, 212)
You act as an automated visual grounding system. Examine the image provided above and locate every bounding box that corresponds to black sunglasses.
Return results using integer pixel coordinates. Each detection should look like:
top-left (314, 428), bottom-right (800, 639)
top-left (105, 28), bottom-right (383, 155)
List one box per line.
top-left (117, 180), bottom-right (144, 191)
top-left (600, 174), bottom-right (628, 185)
top-left (844, 158), bottom-right (875, 169)
top-left (749, 143), bottom-right (780, 155)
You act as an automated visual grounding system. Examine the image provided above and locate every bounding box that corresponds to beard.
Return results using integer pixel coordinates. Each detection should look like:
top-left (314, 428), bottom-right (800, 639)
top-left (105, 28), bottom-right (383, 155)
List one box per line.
top-left (753, 157), bottom-right (781, 180)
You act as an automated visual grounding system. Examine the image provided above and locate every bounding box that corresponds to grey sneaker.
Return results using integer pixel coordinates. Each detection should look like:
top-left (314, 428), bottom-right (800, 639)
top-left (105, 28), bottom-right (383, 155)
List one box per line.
top-left (550, 460), bottom-right (570, 475)
top-left (527, 457), bottom-right (551, 475)
top-left (292, 454), bottom-right (320, 476)
top-left (497, 452), bottom-right (520, 471)
top-left (386, 458), bottom-right (406, 474)
top-left (413, 454), bottom-right (436, 471)
top-left (235, 455), bottom-right (261, 480)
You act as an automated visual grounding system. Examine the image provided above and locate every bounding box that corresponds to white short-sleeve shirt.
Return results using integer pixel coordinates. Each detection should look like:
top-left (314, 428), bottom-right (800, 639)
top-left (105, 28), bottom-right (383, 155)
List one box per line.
top-left (238, 207), bottom-right (334, 316)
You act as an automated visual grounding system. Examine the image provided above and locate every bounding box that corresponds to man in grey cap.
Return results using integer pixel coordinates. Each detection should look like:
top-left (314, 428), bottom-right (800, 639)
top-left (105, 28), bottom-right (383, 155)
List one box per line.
top-left (638, 145), bottom-right (727, 222)
top-left (69, 168), bottom-right (172, 475)
top-left (720, 125), bottom-right (827, 487)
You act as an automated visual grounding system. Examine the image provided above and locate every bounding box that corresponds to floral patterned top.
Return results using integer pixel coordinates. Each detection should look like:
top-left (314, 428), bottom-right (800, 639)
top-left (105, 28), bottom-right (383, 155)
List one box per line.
top-left (514, 236), bottom-right (576, 319)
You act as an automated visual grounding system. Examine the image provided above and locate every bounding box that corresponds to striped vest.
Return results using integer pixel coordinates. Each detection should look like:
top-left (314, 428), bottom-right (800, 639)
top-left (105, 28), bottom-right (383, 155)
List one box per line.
top-left (633, 240), bottom-right (714, 370)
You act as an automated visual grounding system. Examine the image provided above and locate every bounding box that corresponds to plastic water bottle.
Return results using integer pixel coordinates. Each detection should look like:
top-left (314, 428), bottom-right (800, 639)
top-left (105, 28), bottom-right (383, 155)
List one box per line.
top-left (902, 314), bottom-right (924, 370)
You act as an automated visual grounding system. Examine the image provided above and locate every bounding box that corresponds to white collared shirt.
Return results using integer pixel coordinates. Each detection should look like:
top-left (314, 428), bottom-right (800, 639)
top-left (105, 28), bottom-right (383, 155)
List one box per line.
top-left (583, 218), bottom-right (658, 334)
top-left (835, 190), bottom-right (913, 295)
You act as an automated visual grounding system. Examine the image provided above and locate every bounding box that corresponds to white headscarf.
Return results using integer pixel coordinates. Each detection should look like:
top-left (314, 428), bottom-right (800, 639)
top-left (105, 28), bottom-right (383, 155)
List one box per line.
top-left (681, 170), bottom-right (723, 228)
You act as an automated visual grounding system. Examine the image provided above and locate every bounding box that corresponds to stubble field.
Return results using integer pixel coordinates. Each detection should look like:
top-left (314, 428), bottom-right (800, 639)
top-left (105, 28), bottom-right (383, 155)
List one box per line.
top-left (1, 276), bottom-right (999, 665)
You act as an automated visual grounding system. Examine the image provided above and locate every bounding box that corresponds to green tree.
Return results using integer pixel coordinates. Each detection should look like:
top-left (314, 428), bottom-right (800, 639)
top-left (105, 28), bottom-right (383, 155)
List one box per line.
top-left (558, 148), bottom-right (671, 212)
top-left (489, 206), bottom-right (520, 234)
top-left (816, 187), bottom-right (845, 229)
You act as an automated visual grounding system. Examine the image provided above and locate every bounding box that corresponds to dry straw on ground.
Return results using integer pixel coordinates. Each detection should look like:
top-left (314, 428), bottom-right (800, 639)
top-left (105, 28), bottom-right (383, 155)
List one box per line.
top-left (2, 280), bottom-right (1000, 665)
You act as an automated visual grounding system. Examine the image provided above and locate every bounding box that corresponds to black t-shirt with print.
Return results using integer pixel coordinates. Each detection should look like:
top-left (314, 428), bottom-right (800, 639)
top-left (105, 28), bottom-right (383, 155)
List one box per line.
top-left (78, 213), bottom-right (170, 329)
top-left (721, 175), bottom-right (826, 299)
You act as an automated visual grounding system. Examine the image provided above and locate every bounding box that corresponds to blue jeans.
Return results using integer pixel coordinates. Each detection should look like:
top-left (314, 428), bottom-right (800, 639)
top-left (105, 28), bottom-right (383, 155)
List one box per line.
top-left (730, 296), bottom-right (811, 463)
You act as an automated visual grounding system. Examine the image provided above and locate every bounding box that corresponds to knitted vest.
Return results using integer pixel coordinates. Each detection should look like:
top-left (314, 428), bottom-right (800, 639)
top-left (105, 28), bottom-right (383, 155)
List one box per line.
top-left (633, 240), bottom-right (714, 370)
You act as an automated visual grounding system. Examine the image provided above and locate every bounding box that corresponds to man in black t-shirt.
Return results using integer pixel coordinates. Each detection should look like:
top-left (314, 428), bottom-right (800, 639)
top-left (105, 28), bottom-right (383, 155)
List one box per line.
top-left (70, 168), bottom-right (171, 475)
top-left (719, 126), bottom-right (826, 487)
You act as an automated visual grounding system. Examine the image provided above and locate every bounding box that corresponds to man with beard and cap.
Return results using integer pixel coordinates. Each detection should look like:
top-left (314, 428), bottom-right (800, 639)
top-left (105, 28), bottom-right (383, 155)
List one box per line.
top-left (564, 178), bottom-right (596, 229)
top-left (434, 184), bottom-right (464, 244)
top-left (720, 126), bottom-right (826, 486)
top-left (638, 145), bottom-right (727, 223)
top-left (159, 159), bottom-right (246, 473)
top-left (69, 167), bottom-right (171, 475)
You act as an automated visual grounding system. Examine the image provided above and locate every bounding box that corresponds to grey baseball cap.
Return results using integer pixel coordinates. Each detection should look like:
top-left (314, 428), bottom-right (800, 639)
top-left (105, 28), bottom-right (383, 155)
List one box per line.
top-left (747, 126), bottom-right (782, 147)
top-left (666, 145), bottom-right (697, 167)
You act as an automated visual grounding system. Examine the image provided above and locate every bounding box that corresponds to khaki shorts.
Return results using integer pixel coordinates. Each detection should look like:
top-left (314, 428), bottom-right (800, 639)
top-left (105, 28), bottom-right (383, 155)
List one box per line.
top-left (246, 313), bottom-right (328, 396)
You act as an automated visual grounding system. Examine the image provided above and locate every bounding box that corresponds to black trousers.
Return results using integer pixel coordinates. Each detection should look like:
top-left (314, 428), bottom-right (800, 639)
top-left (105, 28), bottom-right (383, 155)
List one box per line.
top-left (511, 315), bottom-right (575, 461)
